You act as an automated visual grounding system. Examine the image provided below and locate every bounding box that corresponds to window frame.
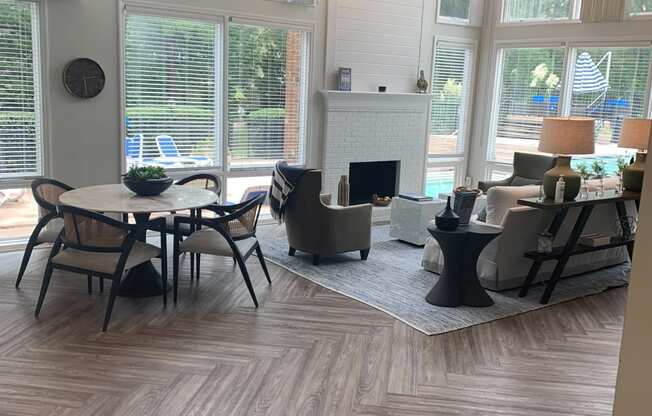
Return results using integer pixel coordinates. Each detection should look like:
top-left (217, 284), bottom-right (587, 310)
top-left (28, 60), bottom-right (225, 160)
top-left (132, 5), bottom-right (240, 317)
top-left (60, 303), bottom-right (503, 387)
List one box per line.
top-left (436, 0), bottom-right (471, 26)
top-left (625, 0), bottom-right (652, 19)
top-left (499, 0), bottom-right (582, 25)
top-left (119, 1), bottom-right (315, 203)
top-left (425, 36), bottom-right (477, 196)
top-left (0, 0), bottom-right (48, 190)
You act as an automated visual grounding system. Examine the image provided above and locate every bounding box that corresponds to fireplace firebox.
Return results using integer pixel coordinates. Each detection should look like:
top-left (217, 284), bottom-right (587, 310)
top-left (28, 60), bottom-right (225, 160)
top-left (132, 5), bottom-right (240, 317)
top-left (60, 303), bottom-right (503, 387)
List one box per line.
top-left (349, 161), bottom-right (400, 205)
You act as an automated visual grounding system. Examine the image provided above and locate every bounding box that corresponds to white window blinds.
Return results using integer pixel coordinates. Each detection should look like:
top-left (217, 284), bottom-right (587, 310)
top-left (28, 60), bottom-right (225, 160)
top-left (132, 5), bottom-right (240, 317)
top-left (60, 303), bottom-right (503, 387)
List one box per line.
top-left (504, 0), bottom-right (577, 22)
top-left (0, 0), bottom-right (41, 179)
top-left (124, 13), bottom-right (221, 169)
top-left (227, 21), bottom-right (309, 168)
top-left (492, 47), bottom-right (566, 163)
top-left (430, 43), bottom-right (473, 157)
top-left (569, 47), bottom-right (652, 145)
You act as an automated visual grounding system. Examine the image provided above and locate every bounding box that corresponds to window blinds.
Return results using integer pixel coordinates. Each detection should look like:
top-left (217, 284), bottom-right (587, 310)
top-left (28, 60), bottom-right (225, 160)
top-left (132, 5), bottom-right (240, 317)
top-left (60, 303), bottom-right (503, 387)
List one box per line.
top-left (227, 22), bottom-right (309, 168)
top-left (505, 0), bottom-right (574, 22)
top-left (430, 44), bottom-right (472, 157)
top-left (0, 0), bottom-right (41, 179)
top-left (569, 47), bottom-right (652, 144)
top-left (124, 13), bottom-right (221, 168)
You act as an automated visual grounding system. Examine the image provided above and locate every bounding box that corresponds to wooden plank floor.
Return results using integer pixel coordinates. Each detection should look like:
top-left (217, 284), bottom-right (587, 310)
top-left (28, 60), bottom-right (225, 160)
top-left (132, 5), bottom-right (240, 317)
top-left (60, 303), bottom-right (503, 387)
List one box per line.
top-left (0, 246), bottom-right (627, 416)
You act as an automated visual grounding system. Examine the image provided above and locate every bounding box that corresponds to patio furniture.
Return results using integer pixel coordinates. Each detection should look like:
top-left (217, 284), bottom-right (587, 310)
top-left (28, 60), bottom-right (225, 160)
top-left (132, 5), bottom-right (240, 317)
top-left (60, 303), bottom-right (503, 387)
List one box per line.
top-left (16, 178), bottom-right (72, 289)
top-left (59, 184), bottom-right (218, 297)
top-left (172, 193), bottom-right (270, 306)
top-left (155, 135), bottom-right (211, 167)
top-left (478, 152), bottom-right (557, 193)
top-left (35, 205), bottom-right (167, 331)
top-left (125, 134), bottom-right (143, 163)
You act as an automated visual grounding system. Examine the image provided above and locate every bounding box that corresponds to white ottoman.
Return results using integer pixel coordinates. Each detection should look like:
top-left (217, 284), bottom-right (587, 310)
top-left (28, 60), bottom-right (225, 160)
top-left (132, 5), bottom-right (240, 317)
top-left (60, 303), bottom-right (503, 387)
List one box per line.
top-left (389, 198), bottom-right (446, 246)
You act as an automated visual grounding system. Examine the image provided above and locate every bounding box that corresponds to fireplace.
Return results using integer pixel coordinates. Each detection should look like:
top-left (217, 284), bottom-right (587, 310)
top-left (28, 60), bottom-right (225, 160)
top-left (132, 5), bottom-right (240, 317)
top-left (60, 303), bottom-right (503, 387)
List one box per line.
top-left (349, 161), bottom-right (400, 205)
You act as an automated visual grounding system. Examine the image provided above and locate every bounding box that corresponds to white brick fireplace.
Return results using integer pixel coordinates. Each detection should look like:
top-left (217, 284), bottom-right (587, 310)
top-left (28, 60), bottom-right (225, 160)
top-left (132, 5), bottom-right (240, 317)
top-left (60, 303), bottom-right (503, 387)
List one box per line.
top-left (320, 91), bottom-right (431, 201)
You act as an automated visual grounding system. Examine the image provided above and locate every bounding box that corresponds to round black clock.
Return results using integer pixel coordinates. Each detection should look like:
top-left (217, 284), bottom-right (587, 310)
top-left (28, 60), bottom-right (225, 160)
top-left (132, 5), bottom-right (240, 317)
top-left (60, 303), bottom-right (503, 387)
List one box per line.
top-left (63, 58), bottom-right (105, 99)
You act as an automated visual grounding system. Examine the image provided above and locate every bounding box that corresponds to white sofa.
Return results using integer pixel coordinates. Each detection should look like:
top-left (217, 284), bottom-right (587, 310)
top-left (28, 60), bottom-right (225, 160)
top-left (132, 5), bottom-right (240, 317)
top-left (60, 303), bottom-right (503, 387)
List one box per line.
top-left (422, 178), bottom-right (635, 291)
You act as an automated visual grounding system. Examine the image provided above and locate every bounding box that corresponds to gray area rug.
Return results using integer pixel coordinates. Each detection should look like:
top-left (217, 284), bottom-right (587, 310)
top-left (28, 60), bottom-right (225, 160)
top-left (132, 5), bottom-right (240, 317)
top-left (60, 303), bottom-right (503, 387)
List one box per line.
top-left (259, 226), bottom-right (629, 336)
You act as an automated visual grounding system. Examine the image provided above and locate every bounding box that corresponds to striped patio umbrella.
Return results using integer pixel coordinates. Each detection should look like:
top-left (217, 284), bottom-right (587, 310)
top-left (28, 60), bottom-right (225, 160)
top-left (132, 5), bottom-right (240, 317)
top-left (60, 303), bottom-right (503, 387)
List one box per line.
top-left (573, 52), bottom-right (609, 94)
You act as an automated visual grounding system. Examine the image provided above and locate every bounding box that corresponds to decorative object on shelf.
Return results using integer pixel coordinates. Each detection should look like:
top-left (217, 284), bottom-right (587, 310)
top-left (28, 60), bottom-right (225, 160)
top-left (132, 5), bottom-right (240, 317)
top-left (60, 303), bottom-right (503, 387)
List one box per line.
top-left (575, 161), bottom-right (591, 199)
top-left (372, 194), bottom-right (392, 207)
top-left (591, 160), bottom-right (606, 196)
top-left (337, 67), bottom-right (352, 91)
top-left (579, 233), bottom-right (612, 247)
top-left (122, 166), bottom-right (173, 196)
top-left (434, 196), bottom-right (460, 231)
top-left (416, 70), bottom-right (429, 94)
top-left (337, 175), bottom-right (350, 207)
top-left (63, 58), bottom-right (105, 98)
top-left (619, 118), bottom-right (651, 192)
top-left (537, 232), bottom-right (553, 253)
top-left (554, 175), bottom-right (566, 203)
top-left (399, 193), bottom-right (433, 202)
top-left (453, 187), bottom-right (481, 225)
top-left (378, 86), bottom-right (387, 93)
top-left (617, 216), bottom-right (638, 240)
top-left (616, 156), bottom-right (630, 194)
top-left (539, 117), bottom-right (595, 201)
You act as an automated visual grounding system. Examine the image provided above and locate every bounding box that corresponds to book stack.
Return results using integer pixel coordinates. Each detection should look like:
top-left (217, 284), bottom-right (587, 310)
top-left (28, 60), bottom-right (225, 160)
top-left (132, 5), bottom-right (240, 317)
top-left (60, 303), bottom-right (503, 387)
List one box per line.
top-left (399, 193), bottom-right (433, 202)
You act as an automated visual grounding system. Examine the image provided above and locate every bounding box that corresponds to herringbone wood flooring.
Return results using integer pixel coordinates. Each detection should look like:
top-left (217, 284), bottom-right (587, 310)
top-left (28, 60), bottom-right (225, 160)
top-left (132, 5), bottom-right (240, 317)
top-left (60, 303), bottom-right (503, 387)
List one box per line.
top-left (0, 246), bottom-right (626, 416)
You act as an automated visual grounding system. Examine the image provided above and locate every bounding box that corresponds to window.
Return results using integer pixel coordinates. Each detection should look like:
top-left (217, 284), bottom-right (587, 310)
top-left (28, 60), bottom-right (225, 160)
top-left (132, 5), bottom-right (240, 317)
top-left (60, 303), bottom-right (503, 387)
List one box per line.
top-left (439, 0), bottom-right (471, 23)
top-left (0, 0), bottom-right (42, 181)
top-left (569, 47), bottom-right (652, 154)
top-left (490, 47), bottom-right (566, 163)
top-left (430, 42), bottom-right (473, 158)
top-left (228, 22), bottom-right (310, 168)
top-left (503, 0), bottom-right (580, 22)
top-left (425, 166), bottom-right (457, 198)
top-left (124, 13), bottom-right (221, 170)
top-left (629, 0), bottom-right (652, 16)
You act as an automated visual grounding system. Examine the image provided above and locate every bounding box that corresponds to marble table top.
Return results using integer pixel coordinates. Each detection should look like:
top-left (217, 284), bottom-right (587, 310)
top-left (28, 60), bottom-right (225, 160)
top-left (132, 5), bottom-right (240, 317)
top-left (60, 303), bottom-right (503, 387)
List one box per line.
top-left (59, 184), bottom-right (219, 214)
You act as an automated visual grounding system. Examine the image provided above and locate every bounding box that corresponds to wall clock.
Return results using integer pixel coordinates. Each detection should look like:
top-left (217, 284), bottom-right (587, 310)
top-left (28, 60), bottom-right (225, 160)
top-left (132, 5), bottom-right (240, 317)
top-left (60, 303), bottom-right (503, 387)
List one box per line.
top-left (63, 58), bottom-right (105, 99)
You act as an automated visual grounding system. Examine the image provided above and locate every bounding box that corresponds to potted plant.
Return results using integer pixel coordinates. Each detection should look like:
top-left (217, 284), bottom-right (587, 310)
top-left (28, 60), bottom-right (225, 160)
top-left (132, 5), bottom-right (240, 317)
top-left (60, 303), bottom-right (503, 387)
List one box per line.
top-left (616, 156), bottom-right (630, 193)
top-left (122, 166), bottom-right (173, 196)
top-left (591, 160), bottom-right (607, 196)
top-left (576, 161), bottom-right (590, 198)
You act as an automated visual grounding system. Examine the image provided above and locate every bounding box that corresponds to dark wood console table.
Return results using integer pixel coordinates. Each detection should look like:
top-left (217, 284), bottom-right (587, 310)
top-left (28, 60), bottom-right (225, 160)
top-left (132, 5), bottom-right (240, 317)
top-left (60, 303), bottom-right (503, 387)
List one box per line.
top-left (517, 191), bottom-right (640, 304)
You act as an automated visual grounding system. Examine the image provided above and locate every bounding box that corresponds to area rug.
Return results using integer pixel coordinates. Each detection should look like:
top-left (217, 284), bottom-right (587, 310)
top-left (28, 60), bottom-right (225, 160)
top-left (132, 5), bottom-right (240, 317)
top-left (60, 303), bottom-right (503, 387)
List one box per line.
top-left (259, 226), bottom-right (629, 336)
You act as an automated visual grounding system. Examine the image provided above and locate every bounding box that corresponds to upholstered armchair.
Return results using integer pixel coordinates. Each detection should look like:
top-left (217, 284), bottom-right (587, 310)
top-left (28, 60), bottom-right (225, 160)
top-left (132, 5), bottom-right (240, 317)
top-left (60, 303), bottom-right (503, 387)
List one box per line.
top-left (284, 170), bottom-right (372, 265)
top-left (478, 152), bottom-right (557, 193)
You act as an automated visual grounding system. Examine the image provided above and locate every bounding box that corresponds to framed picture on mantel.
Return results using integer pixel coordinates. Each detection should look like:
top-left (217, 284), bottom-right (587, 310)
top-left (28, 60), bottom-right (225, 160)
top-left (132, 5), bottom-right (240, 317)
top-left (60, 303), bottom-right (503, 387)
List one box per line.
top-left (338, 68), bottom-right (352, 91)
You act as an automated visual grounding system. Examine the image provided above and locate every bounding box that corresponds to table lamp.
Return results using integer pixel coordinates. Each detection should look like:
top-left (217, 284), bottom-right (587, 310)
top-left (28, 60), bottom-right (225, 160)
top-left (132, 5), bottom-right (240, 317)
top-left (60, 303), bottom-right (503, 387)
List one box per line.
top-left (619, 118), bottom-right (651, 193)
top-left (539, 117), bottom-right (595, 200)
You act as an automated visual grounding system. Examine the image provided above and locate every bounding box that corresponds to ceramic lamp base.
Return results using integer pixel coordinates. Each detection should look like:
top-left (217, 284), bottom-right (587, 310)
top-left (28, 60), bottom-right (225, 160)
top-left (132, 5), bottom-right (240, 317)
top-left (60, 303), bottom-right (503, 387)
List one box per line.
top-left (543, 155), bottom-right (581, 200)
top-left (622, 152), bottom-right (646, 193)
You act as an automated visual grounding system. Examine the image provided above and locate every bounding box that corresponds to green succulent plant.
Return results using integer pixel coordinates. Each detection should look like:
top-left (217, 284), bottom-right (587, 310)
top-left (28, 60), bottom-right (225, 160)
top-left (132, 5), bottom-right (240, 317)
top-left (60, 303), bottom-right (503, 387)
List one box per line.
top-left (616, 156), bottom-right (630, 175)
top-left (575, 161), bottom-right (590, 179)
top-left (591, 160), bottom-right (607, 178)
top-left (123, 166), bottom-right (167, 182)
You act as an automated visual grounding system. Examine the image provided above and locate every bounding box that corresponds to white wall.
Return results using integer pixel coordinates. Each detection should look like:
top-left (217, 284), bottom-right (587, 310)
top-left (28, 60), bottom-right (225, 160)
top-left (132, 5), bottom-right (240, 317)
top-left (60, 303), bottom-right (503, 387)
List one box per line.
top-left (42, 0), bottom-right (326, 188)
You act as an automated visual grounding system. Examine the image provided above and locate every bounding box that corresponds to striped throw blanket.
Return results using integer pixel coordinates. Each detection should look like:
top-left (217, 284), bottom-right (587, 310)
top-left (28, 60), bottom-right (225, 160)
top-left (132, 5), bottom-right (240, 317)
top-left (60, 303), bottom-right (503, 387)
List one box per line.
top-left (269, 161), bottom-right (309, 223)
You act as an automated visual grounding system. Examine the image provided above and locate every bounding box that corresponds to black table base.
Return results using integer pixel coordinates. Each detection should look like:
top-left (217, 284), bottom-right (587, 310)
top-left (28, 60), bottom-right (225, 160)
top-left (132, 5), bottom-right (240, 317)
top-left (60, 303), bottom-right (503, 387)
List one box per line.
top-left (425, 224), bottom-right (500, 308)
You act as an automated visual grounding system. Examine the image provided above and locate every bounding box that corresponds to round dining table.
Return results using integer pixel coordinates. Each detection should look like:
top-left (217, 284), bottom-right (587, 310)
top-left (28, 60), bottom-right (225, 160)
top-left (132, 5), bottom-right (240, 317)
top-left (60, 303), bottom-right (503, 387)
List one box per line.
top-left (59, 184), bottom-right (218, 297)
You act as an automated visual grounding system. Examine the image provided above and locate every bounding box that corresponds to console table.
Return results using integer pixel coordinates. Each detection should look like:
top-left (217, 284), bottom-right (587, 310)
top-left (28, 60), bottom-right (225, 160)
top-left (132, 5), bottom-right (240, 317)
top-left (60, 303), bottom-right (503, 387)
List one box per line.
top-left (517, 191), bottom-right (640, 304)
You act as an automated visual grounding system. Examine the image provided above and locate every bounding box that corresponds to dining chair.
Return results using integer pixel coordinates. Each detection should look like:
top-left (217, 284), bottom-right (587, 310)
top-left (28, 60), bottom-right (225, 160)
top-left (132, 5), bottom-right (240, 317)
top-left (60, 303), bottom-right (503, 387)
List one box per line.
top-left (35, 205), bottom-right (167, 331)
top-left (172, 193), bottom-right (271, 306)
top-left (15, 178), bottom-right (72, 289)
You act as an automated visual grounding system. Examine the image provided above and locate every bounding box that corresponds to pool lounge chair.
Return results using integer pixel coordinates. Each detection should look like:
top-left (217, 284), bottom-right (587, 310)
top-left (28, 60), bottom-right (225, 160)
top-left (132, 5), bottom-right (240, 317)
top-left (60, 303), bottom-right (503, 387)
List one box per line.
top-left (155, 135), bottom-right (211, 167)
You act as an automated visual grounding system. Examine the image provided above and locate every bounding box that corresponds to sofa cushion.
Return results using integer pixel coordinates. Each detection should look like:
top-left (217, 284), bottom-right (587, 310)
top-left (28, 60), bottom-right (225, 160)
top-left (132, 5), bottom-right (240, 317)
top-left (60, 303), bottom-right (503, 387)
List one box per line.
top-left (486, 185), bottom-right (539, 225)
top-left (511, 176), bottom-right (541, 187)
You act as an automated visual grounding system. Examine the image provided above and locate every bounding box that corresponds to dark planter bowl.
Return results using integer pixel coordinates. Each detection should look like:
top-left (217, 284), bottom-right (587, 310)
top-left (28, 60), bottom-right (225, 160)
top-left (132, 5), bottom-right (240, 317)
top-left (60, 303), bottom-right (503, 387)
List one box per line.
top-left (122, 177), bottom-right (173, 196)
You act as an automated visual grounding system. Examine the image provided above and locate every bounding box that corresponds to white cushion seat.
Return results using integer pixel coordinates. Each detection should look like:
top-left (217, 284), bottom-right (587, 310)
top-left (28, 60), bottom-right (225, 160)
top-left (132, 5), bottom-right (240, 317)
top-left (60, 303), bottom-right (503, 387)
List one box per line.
top-left (179, 228), bottom-right (257, 257)
top-left (37, 217), bottom-right (64, 243)
top-left (51, 241), bottom-right (160, 275)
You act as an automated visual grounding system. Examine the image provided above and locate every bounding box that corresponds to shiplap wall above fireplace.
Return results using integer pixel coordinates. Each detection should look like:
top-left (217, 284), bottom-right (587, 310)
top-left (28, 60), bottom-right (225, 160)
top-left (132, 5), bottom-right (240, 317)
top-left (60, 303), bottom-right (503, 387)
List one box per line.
top-left (320, 91), bottom-right (431, 204)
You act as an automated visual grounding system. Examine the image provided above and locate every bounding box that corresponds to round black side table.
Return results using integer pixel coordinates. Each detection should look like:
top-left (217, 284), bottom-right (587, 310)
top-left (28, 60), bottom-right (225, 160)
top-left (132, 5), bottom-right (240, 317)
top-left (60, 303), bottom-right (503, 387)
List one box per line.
top-left (425, 223), bottom-right (501, 308)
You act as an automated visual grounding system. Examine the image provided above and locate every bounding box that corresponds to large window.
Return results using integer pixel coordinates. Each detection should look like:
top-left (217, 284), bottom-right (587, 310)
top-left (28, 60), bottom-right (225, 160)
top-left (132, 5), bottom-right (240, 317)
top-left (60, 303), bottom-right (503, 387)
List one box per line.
top-left (0, 0), bottom-right (42, 180)
top-left (503, 0), bottom-right (580, 23)
top-left (124, 13), bottom-right (221, 170)
top-left (491, 47), bottom-right (566, 163)
top-left (439, 0), bottom-right (471, 23)
top-left (227, 22), bottom-right (309, 168)
top-left (629, 0), bottom-right (652, 17)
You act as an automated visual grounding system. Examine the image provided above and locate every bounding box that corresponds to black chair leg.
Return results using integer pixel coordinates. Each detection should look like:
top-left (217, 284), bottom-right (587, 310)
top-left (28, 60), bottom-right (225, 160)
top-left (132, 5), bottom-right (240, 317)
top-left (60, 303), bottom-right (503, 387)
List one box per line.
top-left (102, 278), bottom-right (120, 332)
top-left (190, 253), bottom-right (195, 281)
top-left (99, 277), bottom-right (104, 293)
top-left (360, 249), bottom-right (370, 261)
top-left (16, 242), bottom-right (35, 288)
top-left (313, 255), bottom-right (320, 266)
top-left (288, 247), bottom-right (296, 256)
top-left (235, 256), bottom-right (258, 308)
top-left (196, 254), bottom-right (201, 281)
top-left (87, 274), bottom-right (93, 294)
top-left (256, 246), bottom-right (272, 284)
top-left (35, 264), bottom-right (54, 317)
top-left (173, 249), bottom-right (180, 305)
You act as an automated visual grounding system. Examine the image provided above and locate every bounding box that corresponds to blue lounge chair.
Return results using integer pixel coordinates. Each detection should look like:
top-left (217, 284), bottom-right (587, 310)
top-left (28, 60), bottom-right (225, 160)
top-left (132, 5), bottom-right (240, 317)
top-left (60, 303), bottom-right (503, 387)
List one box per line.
top-left (155, 135), bottom-right (211, 167)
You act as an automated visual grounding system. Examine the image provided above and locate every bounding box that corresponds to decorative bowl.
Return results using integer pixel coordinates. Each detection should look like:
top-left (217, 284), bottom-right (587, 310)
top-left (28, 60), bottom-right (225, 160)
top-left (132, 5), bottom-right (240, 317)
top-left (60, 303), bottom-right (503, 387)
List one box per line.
top-left (122, 177), bottom-right (173, 196)
top-left (372, 194), bottom-right (392, 207)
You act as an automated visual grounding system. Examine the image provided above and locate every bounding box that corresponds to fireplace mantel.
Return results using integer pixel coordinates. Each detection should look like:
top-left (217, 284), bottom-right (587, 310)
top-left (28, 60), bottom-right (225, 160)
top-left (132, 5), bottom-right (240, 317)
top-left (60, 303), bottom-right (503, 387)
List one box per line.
top-left (319, 90), bottom-right (432, 113)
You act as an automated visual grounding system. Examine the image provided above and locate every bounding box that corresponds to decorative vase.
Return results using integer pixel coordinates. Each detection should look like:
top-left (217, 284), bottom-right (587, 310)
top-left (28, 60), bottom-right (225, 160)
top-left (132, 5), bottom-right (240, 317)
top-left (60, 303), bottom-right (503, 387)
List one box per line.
top-left (122, 177), bottom-right (173, 196)
top-left (417, 70), bottom-right (429, 94)
top-left (435, 196), bottom-right (460, 231)
top-left (543, 155), bottom-right (581, 201)
top-left (337, 175), bottom-right (350, 207)
top-left (622, 152), bottom-right (646, 192)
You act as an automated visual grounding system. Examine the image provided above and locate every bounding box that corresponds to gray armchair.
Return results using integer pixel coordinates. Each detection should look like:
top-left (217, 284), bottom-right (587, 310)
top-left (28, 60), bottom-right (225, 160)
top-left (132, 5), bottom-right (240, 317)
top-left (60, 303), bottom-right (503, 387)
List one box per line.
top-left (285, 170), bottom-right (372, 265)
top-left (478, 152), bottom-right (556, 193)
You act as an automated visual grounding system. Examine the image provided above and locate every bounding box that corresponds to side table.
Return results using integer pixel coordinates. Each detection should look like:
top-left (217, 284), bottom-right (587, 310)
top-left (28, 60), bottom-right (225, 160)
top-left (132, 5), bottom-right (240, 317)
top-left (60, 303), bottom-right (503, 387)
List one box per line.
top-left (389, 197), bottom-right (446, 246)
top-left (425, 223), bottom-right (501, 307)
